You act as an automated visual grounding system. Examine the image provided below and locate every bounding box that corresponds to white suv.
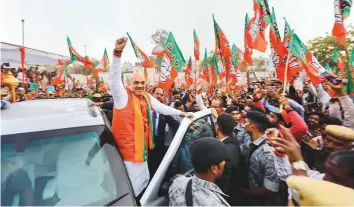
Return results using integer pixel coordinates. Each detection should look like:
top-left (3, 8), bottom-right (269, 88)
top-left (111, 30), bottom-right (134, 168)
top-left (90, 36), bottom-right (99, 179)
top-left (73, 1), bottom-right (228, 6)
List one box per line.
top-left (1, 98), bottom-right (216, 206)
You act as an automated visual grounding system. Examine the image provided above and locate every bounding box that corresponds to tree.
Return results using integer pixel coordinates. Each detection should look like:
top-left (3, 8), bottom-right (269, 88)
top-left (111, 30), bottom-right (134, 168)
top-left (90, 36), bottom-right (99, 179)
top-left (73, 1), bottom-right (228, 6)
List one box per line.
top-left (308, 24), bottom-right (354, 68)
top-left (151, 29), bottom-right (168, 45)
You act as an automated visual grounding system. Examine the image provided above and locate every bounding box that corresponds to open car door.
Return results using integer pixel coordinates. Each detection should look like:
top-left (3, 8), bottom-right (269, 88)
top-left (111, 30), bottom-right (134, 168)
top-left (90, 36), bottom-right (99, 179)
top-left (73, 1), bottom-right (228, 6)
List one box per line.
top-left (140, 109), bottom-right (216, 206)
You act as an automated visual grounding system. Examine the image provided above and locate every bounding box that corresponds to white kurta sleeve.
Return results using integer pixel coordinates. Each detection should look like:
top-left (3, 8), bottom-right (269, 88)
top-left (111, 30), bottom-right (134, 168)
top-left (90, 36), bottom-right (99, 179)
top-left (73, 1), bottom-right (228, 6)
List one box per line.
top-left (108, 57), bottom-right (128, 109)
top-left (196, 94), bottom-right (207, 110)
top-left (149, 94), bottom-right (182, 116)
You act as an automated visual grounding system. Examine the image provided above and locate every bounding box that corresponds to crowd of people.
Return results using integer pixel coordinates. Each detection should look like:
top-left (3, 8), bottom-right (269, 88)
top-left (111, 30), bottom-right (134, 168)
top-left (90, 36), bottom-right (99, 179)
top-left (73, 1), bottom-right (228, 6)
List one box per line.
top-left (89, 38), bottom-right (354, 206)
top-left (0, 64), bottom-right (109, 107)
top-left (2, 38), bottom-right (354, 206)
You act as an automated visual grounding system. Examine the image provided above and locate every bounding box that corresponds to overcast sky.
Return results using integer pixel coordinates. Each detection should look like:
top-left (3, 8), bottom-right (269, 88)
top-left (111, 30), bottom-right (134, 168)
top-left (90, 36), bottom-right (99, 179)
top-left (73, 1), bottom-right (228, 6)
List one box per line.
top-left (2, 0), bottom-right (353, 63)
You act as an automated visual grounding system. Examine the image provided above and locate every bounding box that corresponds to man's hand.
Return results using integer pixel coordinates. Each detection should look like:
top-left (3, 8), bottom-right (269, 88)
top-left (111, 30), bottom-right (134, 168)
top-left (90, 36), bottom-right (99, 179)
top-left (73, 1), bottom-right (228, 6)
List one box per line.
top-left (210, 108), bottom-right (218, 119)
top-left (196, 81), bottom-right (206, 94)
top-left (115, 37), bottom-right (128, 51)
top-left (180, 112), bottom-right (194, 119)
top-left (269, 125), bottom-right (303, 163)
top-left (88, 101), bottom-right (104, 108)
top-left (279, 96), bottom-right (290, 108)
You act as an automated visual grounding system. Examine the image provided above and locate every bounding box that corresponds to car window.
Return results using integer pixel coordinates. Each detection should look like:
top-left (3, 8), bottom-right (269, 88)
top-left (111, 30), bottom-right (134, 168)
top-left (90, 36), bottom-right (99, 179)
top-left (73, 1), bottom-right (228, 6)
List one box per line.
top-left (1, 125), bottom-right (134, 206)
top-left (162, 115), bottom-right (216, 183)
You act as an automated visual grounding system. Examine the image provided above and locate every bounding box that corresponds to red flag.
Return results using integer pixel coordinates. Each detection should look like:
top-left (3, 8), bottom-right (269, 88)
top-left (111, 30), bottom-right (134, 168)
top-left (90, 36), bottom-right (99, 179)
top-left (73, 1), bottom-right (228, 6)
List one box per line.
top-left (244, 13), bottom-right (253, 64)
top-left (225, 57), bottom-right (238, 85)
top-left (332, 0), bottom-right (347, 47)
top-left (337, 54), bottom-right (345, 72)
top-left (51, 68), bottom-right (65, 85)
top-left (213, 15), bottom-right (232, 57)
top-left (19, 47), bottom-right (25, 87)
top-left (185, 57), bottom-right (194, 88)
top-left (57, 59), bottom-right (71, 66)
top-left (158, 52), bottom-right (178, 94)
top-left (304, 52), bottom-right (323, 85)
top-left (248, 2), bottom-right (268, 53)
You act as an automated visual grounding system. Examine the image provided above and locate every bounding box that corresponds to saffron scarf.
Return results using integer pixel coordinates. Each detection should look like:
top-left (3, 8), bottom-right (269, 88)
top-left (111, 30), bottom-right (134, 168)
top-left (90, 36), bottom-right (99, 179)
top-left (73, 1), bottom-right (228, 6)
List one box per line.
top-left (131, 92), bottom-right (155, 162)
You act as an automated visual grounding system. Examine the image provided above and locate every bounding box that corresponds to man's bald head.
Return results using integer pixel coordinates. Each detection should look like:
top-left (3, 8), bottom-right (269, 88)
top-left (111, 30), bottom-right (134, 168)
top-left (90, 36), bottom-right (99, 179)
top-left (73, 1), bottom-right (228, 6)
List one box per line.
top-left (130, 71), bottom-right (146, 96)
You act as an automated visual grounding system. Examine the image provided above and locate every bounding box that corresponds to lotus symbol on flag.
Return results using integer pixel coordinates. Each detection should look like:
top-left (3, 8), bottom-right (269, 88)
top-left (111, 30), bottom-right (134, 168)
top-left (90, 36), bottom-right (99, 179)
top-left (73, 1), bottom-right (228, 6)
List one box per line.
top-left (289, 56), bottom-right (301, 69)
top-left (152, 44), bottom-right (165, 56)
top-left (194, 45), bottom-right (199, 52)
top-left (309, 57), bottom-right (324, 76)
top-left (160, 54), bottom-right (172, 83)
top-left (137, 50), bottom-right (146, 63)
top-left (271, 51), bottom-right (281, 68)
top-left (250, 14), bottom-right (261, 41)
top-left (285, 39), bottom-right (291, 48)
top-left (217, 60), bottom-right (225, 74)
top-left (238, 53), bottom-right (245, 64)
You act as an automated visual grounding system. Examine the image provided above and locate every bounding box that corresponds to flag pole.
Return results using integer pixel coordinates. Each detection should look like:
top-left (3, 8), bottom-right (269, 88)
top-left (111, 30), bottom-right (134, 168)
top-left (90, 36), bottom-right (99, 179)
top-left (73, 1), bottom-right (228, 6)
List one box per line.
top-left (21, 19), bottom-right (25, 88)
top-left (280, 30), bottom-right (294, 112)
top-left (344, 47), bottom-right (352, 94)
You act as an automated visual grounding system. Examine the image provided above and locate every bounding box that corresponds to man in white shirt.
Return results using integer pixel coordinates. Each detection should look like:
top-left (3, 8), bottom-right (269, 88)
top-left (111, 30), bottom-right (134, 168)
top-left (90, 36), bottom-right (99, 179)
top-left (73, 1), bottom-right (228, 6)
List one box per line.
top-left (108, 37), bottom-right (192, 197)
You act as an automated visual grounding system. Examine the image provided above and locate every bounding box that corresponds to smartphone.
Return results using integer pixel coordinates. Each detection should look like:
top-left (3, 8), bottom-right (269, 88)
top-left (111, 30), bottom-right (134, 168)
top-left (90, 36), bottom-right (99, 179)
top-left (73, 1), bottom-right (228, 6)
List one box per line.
top-left (322, 71), bottom-right (342, 85)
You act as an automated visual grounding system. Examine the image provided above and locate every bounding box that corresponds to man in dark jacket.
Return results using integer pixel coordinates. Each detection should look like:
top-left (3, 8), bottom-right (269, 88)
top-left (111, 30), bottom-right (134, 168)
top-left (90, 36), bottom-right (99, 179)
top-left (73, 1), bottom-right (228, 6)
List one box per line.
top-left (215, 113), bottom-right (241, 205)
top-left (148, 87), bottom-right (180, 177)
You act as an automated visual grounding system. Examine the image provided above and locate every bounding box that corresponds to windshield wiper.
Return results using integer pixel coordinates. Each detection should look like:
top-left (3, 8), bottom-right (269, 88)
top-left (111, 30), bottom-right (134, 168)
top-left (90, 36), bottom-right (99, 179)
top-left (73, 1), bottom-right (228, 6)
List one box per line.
top-left (105, 193), bottom-right (130, 206)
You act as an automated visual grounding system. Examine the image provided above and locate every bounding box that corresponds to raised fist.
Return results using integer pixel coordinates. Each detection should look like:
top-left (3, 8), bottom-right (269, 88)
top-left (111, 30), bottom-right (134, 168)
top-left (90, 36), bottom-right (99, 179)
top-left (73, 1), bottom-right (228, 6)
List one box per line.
top-left (115, 37), bottom-right (128, 51)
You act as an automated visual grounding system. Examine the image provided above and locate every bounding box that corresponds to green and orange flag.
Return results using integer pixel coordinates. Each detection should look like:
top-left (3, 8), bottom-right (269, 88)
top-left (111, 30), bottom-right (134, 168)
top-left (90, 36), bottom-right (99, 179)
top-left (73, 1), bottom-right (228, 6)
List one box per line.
top-left (127, 33), bottom-right (155, 68)
top-left (201, 48), bottom-right (210, 82)
top-left (282, 19), bottom-right (303, 75)
top-left (231, 44), bottom-right (248, 70)
top-left (193, 30), bottom-right (200, 61)
top-left (210, 53), bottom-right (218, 87)
top-left (332, 0), bottom-right (352, 47)
top-left (92, 48), bottom-right (110, 76)
top-left (289, 33), bottom-right (328, 85)
top-left (213, 14), bottom-right (232, 57)
top-left (269, 7), bottom-right (289, 82)
top-left (247, 0), bottom-right (268, 53)
top-left (67, 36), bottom-right (94, 69)
top-left (156, 32), bottom-right (185, 93)
top-left (185, 56), bottom-right (194, 88)
top-left (333, 49), bottom-right (345, 72)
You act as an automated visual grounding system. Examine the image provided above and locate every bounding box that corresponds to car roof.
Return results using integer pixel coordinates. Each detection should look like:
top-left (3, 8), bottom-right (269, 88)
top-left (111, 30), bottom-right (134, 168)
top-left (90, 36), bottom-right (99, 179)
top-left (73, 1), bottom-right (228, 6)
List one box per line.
top-left (1, 98), bottom-right (104, 136)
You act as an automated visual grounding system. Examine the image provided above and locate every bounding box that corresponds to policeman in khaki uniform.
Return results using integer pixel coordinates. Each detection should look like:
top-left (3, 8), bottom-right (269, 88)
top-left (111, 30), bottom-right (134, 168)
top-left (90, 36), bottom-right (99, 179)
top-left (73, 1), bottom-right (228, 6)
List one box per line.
top-left (325, 125), bottom-right (354, 150)
top-left (287, 176), bottom-right (354, 206)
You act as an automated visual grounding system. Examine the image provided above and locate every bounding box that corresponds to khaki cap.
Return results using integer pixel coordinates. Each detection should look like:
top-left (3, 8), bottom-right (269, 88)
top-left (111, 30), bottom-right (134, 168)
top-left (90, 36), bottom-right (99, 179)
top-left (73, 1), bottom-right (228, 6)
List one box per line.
top-left (287, 176), bottom-right (354, 206)
top-left (93, 93), bottom-right (102, 98)
top-left (325, 125), bottom-right (354, 141)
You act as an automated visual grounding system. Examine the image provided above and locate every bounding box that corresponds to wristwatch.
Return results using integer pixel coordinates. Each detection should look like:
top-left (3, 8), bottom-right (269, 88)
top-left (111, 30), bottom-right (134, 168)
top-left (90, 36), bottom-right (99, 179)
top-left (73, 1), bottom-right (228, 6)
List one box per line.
top-left (292, 161), bottom-right (310, 171)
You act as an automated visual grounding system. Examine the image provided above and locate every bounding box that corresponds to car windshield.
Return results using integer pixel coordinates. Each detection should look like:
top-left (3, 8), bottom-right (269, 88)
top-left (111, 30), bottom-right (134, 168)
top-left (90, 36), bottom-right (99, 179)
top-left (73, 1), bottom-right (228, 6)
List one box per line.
top-left (1, 125), bottom-right (123, 206)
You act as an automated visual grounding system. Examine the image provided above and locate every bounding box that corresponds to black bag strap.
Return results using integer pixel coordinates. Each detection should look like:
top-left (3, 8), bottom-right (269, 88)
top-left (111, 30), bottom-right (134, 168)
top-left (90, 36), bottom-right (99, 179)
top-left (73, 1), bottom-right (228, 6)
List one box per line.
top-left (185, 179), bottom-right (193, 206)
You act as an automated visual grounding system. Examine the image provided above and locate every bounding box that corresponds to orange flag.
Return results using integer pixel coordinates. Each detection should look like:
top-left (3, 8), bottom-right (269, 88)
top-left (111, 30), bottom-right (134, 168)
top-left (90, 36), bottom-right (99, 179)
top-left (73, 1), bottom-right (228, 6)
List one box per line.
top-left (332, 0), bottom-right (349, 47)
top-left (248, 1), bottom-right (268, 53)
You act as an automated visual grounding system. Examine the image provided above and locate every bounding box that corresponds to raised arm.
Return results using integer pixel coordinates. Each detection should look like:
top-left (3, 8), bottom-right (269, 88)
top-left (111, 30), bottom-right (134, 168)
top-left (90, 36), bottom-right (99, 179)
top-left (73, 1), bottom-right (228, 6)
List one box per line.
top-left (196, 94), bottom-right (207, 110)
top-left (149, 95), bottom-right (182, 116)
top-left (108, 38), bottom-right (128, 109)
